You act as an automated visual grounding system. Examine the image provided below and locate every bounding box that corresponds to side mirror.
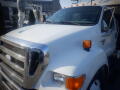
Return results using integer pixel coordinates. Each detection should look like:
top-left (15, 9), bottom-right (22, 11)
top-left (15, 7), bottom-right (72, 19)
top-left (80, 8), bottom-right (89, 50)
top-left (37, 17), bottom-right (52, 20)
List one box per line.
top-left (102, 20), bottom-right (109, 32)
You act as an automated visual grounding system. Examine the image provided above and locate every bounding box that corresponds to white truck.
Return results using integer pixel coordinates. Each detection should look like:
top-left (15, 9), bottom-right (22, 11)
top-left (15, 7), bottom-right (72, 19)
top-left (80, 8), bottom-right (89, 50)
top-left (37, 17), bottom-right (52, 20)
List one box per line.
top-left (0, 2), bottom-right (120, 90)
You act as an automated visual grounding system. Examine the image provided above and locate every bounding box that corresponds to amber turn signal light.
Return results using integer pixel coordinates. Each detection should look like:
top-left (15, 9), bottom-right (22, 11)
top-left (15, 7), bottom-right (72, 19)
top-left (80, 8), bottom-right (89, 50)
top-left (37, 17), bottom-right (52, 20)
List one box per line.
top-left (65, 75), bottom-right (86, 90)
top-left (83, 40), bottom-right (92, 50)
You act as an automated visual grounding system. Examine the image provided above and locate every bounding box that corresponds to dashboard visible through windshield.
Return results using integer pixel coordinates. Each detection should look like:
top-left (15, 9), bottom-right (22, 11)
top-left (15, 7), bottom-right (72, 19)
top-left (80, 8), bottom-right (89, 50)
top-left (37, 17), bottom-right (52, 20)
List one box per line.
top-left (46, 6), bottom-right (102, 26)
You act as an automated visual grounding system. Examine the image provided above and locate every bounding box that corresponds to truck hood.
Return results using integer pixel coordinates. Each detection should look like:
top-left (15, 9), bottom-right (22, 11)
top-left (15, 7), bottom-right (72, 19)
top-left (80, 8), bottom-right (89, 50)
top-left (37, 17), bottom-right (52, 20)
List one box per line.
top-left (5, 24), bottom-right (100, 77)
top-left (5, 24), bottom-right (95, 44)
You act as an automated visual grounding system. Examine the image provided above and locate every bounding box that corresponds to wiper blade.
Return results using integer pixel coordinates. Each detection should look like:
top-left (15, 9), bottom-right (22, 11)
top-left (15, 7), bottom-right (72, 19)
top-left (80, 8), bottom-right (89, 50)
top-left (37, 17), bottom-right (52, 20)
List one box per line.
top-left (45, 21), bottom-right (78, 25)
top-left (77, 21), bottom-right (96, 24)
top-left (45, 21), bottom-right (54, 24)
top-left (57, 21), bottom-right (80, 25)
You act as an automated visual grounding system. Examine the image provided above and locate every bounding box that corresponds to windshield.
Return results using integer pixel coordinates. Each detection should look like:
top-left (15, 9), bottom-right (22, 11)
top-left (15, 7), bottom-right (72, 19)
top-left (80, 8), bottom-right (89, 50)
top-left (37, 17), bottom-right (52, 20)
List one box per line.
top-left (46, 6), bottom-right (102, 26)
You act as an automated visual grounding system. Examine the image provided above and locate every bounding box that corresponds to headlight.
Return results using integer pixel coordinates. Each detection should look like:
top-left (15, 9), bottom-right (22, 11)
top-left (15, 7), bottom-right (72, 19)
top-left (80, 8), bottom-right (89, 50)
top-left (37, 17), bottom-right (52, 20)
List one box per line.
top-left (53, 72), bottom-right (86, 90)
top-left (53, 72), bottom-right (66, 82)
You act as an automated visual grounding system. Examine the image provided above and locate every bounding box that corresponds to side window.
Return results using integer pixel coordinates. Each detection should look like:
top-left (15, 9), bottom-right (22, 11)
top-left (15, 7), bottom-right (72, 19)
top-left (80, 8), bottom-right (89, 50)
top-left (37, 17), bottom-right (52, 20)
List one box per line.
top-left (103, 10), bottom-right (112, 27)
top-left (102, 9), bottom-right (115, 32)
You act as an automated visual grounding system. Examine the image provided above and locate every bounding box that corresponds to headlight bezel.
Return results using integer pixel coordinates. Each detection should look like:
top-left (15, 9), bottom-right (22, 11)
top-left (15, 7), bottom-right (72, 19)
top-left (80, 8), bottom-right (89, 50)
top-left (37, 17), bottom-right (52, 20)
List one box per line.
top-left (29, 48), bottom-right (44, 76)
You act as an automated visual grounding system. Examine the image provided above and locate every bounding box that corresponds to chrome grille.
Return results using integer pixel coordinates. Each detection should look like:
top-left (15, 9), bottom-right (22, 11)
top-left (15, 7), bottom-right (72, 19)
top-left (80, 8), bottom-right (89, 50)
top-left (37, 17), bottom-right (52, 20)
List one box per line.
top-left (1, 41), bottom-right (26, 56)
top-left (0, 36), bottom-right (49, 89)
top-left (0, 63), bottom-right (24, 85)
top-left (0, 70), bottom-right (22, 90)
top-left (0, 37), bottom-right (26, 89)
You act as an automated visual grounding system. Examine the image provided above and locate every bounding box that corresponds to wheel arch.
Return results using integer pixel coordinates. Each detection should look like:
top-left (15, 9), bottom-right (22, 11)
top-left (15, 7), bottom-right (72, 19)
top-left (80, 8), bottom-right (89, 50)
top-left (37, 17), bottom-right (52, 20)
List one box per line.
top-left (87, 64), bottom-right (109, 90)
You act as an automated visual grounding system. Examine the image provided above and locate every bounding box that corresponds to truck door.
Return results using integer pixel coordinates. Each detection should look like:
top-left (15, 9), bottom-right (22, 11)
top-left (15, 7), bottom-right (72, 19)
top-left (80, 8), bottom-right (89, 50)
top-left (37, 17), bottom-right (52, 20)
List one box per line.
top-left (101, 8), bottom-right (117, 56)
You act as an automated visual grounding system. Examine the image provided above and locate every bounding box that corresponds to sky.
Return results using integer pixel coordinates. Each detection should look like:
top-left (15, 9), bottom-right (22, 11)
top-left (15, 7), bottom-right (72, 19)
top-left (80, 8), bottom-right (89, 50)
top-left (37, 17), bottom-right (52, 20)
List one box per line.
top-left (60, 0), bottom-right (72, 8)
top-left (60, 0), bottom-right (90, 8)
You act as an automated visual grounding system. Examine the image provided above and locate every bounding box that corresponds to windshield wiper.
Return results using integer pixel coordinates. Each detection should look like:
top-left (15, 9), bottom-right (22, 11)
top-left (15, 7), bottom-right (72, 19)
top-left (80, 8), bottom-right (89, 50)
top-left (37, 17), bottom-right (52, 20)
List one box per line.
top-left (45, 21), bottom-right (78, 25)
top-left (57, 21), bottom-right (80, 25)
top-left (45, 21), bottom-right (54, 24)
top-left (77, 21), bottom-right (96, 24)
top-left (57, 21), bottom-right (95, 25)
top-left (45, 21), bottom-right (95, 26)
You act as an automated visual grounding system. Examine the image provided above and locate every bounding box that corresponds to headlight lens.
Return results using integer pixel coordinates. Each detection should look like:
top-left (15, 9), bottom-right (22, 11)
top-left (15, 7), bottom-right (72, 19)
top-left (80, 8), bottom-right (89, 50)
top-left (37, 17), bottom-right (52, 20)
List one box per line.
top-left (53, 72), bottom-right (66, 82)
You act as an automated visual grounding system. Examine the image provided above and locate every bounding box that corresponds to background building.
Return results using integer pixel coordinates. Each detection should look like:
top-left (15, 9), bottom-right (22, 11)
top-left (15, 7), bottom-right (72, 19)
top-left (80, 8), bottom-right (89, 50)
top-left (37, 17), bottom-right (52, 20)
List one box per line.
top-left (0, 0), bottom-right (61, 34)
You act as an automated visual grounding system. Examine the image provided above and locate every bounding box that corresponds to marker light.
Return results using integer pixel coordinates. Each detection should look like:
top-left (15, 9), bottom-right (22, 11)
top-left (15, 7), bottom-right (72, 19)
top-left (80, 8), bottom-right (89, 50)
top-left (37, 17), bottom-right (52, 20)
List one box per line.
top-left (83, 40), bottom-right (92, 50)
top-left (66, 75), bottom-right (86, 90)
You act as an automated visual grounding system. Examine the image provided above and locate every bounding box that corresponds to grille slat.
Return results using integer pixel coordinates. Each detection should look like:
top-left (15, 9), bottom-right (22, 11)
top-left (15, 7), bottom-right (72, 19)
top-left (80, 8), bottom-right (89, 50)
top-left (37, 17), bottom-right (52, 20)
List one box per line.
top-left (2, 41), bottom-right (26, 56)
top-left (0, 63), bottom-right (24, 85)
top-left (0, 70), bottom-right (22, 90)
top-left (0, 54), bottom-right (24, 74)
top-left (0, 37), bottom-right (27, 89)
top-left (1, 81), bottom-right (12, 90)
top-left (0, 36), bottom-right (25, 49)
top-left (0, 46), bottom-right (25, 62)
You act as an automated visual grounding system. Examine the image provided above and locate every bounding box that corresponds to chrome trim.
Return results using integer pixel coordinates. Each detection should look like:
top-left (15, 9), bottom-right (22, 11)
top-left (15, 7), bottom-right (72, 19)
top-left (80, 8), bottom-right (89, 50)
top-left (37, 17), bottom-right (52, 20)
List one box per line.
top-left (0, 46), bottom-right (26, 62)
top-left (0, 70), bottom-right (22, 90)
top-left (2, 81), bottom-right (12, 90)
top-left (0, 63), bottom-right (23, 85)
top-left (0, 54), bottom-right (24, 74)
top-left (1, 36), bottom-right (25, 49)
top-left (0, 35), bottom-right (49, 89)
top-left (1, 35), bottom-right (49, 55)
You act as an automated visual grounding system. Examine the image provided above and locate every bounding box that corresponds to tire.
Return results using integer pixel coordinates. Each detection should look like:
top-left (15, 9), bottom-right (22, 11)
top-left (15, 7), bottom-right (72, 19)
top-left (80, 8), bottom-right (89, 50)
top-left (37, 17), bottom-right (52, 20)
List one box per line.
top-left (87, 66), bottom-right (108, 90)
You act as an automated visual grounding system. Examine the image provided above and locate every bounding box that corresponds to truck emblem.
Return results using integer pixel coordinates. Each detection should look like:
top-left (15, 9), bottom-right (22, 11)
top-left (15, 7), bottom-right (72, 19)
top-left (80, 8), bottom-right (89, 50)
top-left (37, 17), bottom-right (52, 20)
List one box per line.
top-left (5, 55), bottom-right (11, 61)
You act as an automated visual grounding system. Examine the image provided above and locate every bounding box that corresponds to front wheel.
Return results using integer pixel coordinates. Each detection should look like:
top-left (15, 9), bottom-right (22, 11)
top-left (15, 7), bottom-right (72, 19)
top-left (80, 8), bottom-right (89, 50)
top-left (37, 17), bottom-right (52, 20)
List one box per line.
top-left (87, 66), bottom-right (108, 90)
top-left (88, 78), bottom-right (102, 90)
